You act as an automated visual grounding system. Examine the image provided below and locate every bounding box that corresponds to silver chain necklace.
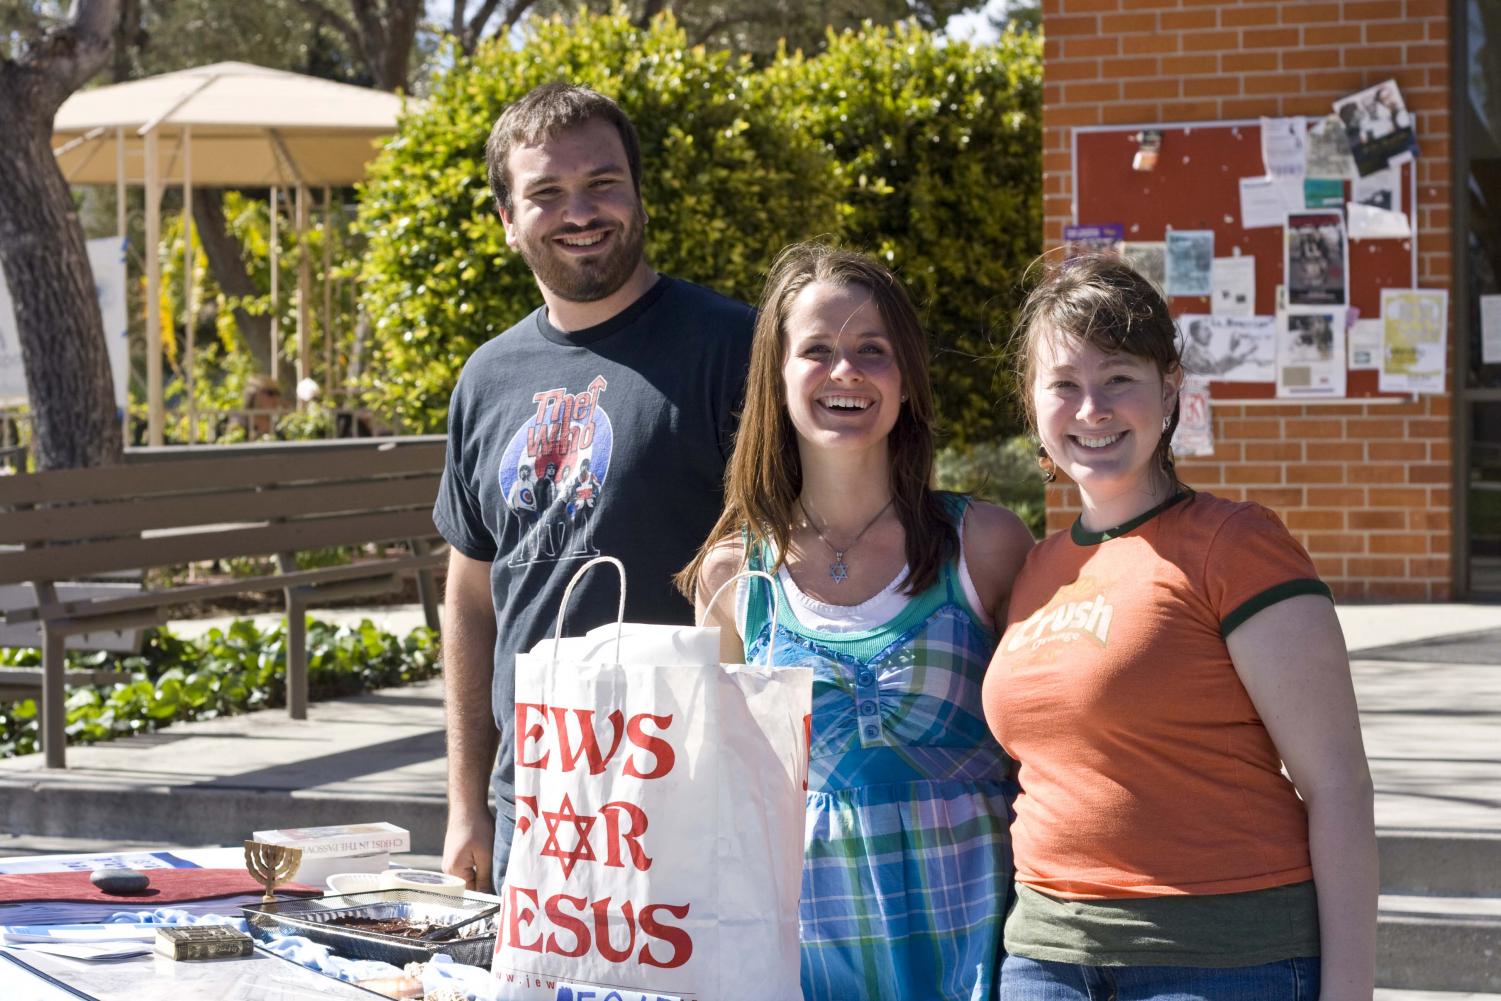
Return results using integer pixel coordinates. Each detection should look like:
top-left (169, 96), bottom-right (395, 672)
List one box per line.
top-left (798, 498), bottom-right (894, 584)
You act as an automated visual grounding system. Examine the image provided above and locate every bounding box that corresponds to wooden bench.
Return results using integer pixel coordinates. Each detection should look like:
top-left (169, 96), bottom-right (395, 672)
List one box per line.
top-left (0, 437), bottom-right (448, 767)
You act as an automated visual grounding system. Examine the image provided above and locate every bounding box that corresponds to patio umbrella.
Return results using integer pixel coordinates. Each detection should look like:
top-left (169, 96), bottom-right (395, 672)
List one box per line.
top-left (52, 62), bottom-right (410, 445)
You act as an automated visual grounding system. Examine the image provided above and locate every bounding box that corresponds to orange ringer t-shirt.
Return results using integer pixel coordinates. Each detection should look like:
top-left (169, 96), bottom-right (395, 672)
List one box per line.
top-left (982, 491), bottom-right (1332, 900)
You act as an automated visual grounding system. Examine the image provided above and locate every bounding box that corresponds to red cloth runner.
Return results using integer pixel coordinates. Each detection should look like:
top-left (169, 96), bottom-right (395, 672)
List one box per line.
top-left (0, 868), bottom-right (319, 905)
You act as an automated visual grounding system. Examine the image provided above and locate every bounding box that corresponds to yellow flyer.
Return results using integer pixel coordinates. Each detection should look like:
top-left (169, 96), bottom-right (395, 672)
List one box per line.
top-left (1379, 289), bottom-right (1447, 394)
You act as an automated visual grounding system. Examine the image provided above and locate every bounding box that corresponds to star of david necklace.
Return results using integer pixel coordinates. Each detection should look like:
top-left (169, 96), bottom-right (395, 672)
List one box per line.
top-left (797, 498), bottom-right (894, 584)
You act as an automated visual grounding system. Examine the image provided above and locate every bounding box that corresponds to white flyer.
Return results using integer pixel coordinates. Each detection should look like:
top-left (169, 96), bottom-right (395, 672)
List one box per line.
top-left (1239, 176), bottom-right (1285, 229)
top-left (1210, 256), bottom-right (1256, 316)
top-left (1122, 241), bottom-right (1166, 291)
top-left (1348, 202), bottom-right (1411, 240)
top-left (1305, 114), bottom-right (1357, 179)
top-left (1380, 288), bottom-right (1448, 394)
top-left (1165, 230), bottom-right (1214, 297)
top-left (1180, 315), bottom-right (1276, 383)
top-left (1353, 166), bottom-right (1400, 213)
top-left (1483, 294), bottom-right (1501, 365)
top-left (1277, 307), bottom-right (1348, 398)
top-left (1172, 378), bottom-right (1214, 458)
top-left (1261, 116), bottom-right (1308, 180)
top-left (1348, 318), bottom-right (1384, 369)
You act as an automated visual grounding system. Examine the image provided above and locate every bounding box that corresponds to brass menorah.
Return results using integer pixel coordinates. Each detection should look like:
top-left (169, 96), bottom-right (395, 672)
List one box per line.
top-left (244, 840), bottom-right (303, 903)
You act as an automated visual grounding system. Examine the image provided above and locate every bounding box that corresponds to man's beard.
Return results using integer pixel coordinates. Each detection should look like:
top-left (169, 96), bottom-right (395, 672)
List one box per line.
top-left (517, 206), bottom-right (647, 304)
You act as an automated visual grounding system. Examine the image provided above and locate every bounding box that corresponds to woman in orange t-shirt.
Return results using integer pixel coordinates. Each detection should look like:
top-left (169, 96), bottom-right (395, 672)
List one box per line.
top-left (982, 255), bottom-right (1376, 1001)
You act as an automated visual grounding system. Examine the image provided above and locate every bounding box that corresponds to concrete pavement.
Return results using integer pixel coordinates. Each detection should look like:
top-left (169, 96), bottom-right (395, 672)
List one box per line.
top-left (0, 600), bottom-right (1498, 993)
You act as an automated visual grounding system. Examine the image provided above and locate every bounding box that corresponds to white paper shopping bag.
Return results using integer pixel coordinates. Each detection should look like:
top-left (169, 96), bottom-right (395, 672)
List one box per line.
top-left (492, 558), bottom-right (810, 1001)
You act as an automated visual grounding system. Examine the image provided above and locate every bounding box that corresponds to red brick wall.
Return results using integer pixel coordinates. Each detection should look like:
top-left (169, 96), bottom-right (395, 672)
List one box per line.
top-left (1040, 0), bottom-right (1453, 600)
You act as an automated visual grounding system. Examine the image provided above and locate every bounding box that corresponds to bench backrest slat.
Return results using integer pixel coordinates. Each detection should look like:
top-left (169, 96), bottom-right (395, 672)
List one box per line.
top-left (0, 475), bottom-right (440, 546)
top-left (0, 441), bottom-right (446, 507)
top-left (0, 509), bottom-right (438, 583)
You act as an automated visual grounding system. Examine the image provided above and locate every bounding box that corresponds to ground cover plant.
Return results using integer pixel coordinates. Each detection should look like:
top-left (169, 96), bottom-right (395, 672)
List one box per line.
top-left (0, 618), bottom-right (438, 759)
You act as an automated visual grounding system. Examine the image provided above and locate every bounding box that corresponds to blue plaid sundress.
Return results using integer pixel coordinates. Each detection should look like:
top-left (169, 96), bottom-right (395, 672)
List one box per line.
top-left (743, 501), bottom-right (1016, 1001)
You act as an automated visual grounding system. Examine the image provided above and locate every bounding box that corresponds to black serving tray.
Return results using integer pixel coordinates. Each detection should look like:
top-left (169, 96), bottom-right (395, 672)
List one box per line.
top-left (241, 888), bottom-right (500, 968)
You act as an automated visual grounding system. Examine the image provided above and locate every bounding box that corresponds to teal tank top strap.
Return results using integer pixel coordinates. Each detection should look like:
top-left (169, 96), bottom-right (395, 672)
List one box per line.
top-left (740, 528), bottom-right (776, 654)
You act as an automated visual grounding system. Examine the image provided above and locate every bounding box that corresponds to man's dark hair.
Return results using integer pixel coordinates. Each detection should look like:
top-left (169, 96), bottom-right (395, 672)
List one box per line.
top-left (484, 83), bottom-right (643, 215)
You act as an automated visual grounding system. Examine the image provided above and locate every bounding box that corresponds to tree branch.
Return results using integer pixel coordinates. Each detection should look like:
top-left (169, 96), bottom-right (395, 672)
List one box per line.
top-left (690, 12), bottom-right (770, 47)
top-left (501, 0), bottom-right (539, 26)
top-left (9, 0), bottom-right (119, 113)
top-left (293, 0), bottom-right (363, 60)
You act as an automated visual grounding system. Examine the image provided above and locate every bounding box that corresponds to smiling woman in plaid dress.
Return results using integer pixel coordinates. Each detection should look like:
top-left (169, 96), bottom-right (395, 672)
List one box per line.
top-left (678, 243), bottom-right (1034, 1000)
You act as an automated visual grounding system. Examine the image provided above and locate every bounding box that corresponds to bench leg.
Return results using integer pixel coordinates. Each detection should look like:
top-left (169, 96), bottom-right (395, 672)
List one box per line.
top-left (411, 538), bottom-right (441, 633)
top-left (285, 590), bottom-right (308, 720)
top-left (41, 621), bottom-right (67, 769)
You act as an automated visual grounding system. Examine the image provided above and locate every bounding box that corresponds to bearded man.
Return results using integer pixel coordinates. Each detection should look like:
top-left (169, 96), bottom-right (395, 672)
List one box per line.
top-left (433, 84), bottom-right (754, 890)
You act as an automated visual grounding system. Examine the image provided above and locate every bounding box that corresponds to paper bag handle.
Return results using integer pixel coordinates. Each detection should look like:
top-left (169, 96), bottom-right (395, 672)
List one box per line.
top-left (702, 569), bottom-right (780, 664)
top-left (551, 556), bottom-right (627, 662)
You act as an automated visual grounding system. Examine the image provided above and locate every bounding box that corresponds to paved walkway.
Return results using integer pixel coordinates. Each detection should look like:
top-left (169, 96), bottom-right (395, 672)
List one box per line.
top-left (1, 601), bottom-right (1498, 995)
top-left (0, 601), bottom-right (1495, 847)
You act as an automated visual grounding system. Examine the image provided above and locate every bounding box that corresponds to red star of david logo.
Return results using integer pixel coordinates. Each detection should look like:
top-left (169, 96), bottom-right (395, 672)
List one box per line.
top-left (539, 793), bottom-right (596, 878)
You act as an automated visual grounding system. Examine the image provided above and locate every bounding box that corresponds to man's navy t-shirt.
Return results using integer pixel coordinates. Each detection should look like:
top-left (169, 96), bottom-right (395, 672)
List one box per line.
top-left (432, 275), bottom-right (753, 878)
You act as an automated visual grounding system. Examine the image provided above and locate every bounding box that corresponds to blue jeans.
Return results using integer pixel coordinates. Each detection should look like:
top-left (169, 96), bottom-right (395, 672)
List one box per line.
top-left (999, 954), bottom-right (1320, 1001)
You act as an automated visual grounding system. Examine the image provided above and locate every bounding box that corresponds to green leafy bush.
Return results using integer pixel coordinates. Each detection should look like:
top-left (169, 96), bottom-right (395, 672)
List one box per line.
top-left (757, 22), bottom-right (1043, 445)
top-left (0, 618), bottom-right (438, 759)
top-left (356, 10), bottom-right (842, 432)
top-left (936, 435), bottom-right (1046, 539)
top-left (356, 10), bottom-right (1041, 443)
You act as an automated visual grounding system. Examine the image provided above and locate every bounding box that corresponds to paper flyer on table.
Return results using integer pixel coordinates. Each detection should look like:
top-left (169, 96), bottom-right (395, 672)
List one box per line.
top-left (1172, 379), bottom-right (1214, 458)
top-left (1165, 230), bottom-right (1214, 297)
top-left (1261, 116), bottom-right (1308, 180)
top-left (1380, 288), bottom-right (1447, 394)
top-left (1348, 318), bottom-right (1383, 369)
top-left (1286, 211), bottom-right (1349, 307)
top-left (1482, 294), bottom-right (1501, 365)
top-left (1305, 114), bottom-right (1357, 179)
top-left (1122, 241), bottom-right (1166, 291)
top-left (1335, 79), bottom-right (1420, 176)
top-left (1064, 223), bottom-right (1125, 259)
top-left (1180, 315), bottom-right (1276, 383)
top-left (0, 852), bottom-right (199, 876)
top-left (1210, 256), bottom-right (1256, 316)
top-left (1277, 308), bottom-right (1348, 398)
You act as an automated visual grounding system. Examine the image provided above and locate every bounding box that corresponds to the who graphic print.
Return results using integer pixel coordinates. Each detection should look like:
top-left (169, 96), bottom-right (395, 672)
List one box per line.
top-left (499, 376), bottom-right (613, 567)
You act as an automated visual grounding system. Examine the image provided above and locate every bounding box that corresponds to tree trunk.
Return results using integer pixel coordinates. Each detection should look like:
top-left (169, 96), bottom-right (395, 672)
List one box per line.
top-left (0, 97), bottom-right (123, 468)
top-left (0, 0), bottom-right (122, 470)
top-left (194, 190), bottom-right (273, 373)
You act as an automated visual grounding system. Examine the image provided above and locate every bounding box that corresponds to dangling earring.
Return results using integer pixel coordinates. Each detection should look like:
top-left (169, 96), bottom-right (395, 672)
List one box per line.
top-left (900, 394), bottom-right (908, 403)
top-left (1162, 415), bottom-right (1171, 434)
top-left (1036, 443), bottom-right (1057, 484)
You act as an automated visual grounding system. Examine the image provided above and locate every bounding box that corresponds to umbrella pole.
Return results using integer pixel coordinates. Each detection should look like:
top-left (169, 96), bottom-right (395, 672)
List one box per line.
top-left (323, 186), bottom-right (333, 409)
top-left (296, 183), bottom-right (310, 401)
top-left (270, 187), bottom-right (279, 383)
top-left (144, 128), bottom-right (163, 447)
top-left (114, 127), bottom-right (125, 239)
top-left (116, 126), bottom-right (127, 446)
top-left (182, 126), bottom-right (196, 445)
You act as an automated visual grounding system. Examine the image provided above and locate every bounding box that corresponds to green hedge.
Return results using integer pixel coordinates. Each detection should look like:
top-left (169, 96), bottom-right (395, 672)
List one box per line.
top-left (0, 619), bottom-right (438, 759)
top-left (356, 10), bottom-right (841, 432)
top-left (356, 11), bottom-right (1042, 443)
top-left (758, 22), bottom-right (1043, 445)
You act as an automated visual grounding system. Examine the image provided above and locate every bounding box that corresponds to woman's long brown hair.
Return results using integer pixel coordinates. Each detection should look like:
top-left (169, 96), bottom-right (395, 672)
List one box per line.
top-left (675, 242), bottom-right (957, 600)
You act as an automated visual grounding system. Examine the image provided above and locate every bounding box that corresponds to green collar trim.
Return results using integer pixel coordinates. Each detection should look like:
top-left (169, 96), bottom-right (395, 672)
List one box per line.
top-left (1071, 492), bottom-right (1190, 546)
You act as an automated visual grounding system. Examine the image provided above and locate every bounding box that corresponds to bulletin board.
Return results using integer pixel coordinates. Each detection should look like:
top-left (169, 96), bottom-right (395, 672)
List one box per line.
top-left (1072, 119), bottom-right (1417, 401)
